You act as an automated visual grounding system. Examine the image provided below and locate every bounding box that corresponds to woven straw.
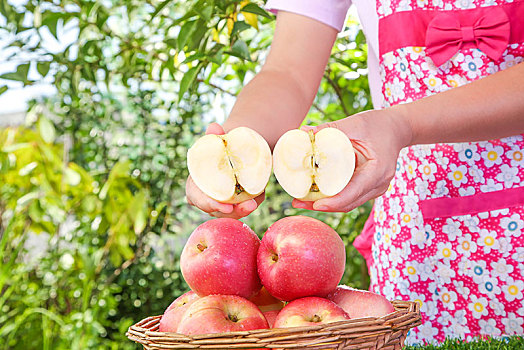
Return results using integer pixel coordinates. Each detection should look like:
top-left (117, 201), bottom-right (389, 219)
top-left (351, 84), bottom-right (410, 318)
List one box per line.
top-left (126, 300), bottom-right (421, 349)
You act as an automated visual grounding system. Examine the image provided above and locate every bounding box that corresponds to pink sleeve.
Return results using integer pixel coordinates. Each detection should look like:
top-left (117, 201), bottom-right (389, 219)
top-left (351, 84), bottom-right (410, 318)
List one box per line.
top-left (265, 0), bottom-right (352, 32)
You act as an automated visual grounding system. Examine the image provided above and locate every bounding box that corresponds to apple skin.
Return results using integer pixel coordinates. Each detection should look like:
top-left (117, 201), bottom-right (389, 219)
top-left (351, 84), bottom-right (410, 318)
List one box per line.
top-left (249, 287), bottom-right (285, 328)
top-left (262, 309), bottom-right (280, 328)
top-left (159, 291), bottom-right (199, 332)
top-left (249, 287), bottom-right (285, 313)
top-left (181, 218), bottom-right (262, 299)
top-left (257, 216), bottom-right (346, 301)
top-left (176, 295), bottom-right (269, 335)
top-left (273, 297), bottom-right (350, 328)
top-left (327, 285), bottom-right (395, 318)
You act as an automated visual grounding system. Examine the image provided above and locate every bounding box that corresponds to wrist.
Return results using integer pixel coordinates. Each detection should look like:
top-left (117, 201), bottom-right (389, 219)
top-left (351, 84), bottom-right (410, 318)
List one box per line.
top-left (389, 103), bottom-right (415, 148)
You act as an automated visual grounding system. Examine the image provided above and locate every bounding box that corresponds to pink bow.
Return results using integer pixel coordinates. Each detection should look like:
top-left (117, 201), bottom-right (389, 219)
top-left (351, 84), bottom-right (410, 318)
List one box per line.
top-left (425, 8), bottom-right (510, 67)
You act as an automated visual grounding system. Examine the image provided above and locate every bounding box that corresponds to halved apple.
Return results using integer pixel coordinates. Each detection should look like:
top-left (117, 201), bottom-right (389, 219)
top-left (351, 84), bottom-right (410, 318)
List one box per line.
top-left (187, 127), bottom-right (272, 204)
top-left (273, 128), bottom-right (355, 201)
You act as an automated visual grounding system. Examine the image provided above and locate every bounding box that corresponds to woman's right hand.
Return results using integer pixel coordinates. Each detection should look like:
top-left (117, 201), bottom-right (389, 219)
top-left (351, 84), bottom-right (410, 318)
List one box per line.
top-left (185, 123), bottom-right (265, 219)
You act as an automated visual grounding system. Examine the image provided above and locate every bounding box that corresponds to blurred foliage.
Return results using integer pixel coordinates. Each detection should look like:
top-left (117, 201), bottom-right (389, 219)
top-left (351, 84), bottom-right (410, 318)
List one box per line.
top-left (0, 0), bottom-right (371, 348)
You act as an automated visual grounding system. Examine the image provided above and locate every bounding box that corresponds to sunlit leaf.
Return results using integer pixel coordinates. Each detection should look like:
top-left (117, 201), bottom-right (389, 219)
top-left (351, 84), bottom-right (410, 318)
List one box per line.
top-left (242, 12), bottom-right (258, 30)
top-left (38, 117), bottom-right (56, 144)
top-left (65, 168), bottom-right (81, 186)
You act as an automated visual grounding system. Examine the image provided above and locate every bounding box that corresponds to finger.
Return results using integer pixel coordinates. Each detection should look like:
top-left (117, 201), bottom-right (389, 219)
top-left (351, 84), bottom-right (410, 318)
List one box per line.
top-left (234, 192), bottom-right (265, 216)
top-left (292, 199), bottom-right (315, 210)
top-left (186, 176), bottom-right (234, 214)
top-left (236, 199), bottom-right (258, 214)
top-left (300, 121), bottom-right (339, 133)
top-left (312, 161), bottom-right (379, 211)
top-left (205, 122), bottom-right (226, 135)
top-left (209, 211), bottom-right (245, 219)
top-left (299, 125), bottom-right (316, 132)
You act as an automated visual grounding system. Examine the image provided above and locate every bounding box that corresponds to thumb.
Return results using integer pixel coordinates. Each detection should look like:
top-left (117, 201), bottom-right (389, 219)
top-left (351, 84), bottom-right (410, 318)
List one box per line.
top-left (205, 122), bottom-right (226, 135)
top-left (299, 121), bottom-right (340, 133)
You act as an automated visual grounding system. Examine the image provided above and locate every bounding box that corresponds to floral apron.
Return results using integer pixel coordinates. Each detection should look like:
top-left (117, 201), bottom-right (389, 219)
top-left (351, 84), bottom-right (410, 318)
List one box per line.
top-left (354, 0), bottom-right (524, 344)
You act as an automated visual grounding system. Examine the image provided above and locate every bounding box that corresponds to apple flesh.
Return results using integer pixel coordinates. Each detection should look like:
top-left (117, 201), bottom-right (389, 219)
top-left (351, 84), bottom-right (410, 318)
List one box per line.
top-left (273, 128), bottom-right (355, 201)
top-left (273, 297), bottom-right (350, 328)
top-left (177, 295), bottom-right (268, 335)
top-left (327, 285), bottom-right (395, 318)
top-left (187, 126), bottom-right (272, 203)
top-left (181, 218), bottom-right (262, 299)
top-left (257, 216), bottom-right (346, 301)
top-left (159, 291), bottom-right (199, 332)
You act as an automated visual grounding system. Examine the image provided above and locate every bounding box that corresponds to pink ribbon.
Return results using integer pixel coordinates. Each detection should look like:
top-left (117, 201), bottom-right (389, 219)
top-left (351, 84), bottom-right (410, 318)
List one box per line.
top-left (378, 1), bottom-right (524, 64)
top-left (425, 8), bottom-right (510, 66)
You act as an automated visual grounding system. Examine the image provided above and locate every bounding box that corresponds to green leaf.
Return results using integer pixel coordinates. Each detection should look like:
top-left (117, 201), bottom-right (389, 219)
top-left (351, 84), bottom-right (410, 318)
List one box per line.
top-left (149, 0), bottom-right (171, 22)
top-left (230, 40), bottom-right (250, 60)
top-left (178, 66), bottom-right (199, 100)
top-left (165, 38), bottom-right (177, 49)
top-left (208, 45), bottom-right (224, 65)
top-left (38, 117), bottom-right (56, 144)
top-left (231, 21), bottom-right (250, 36)
top-left (37, 62), bottom-right (50, 77)
top-left (197, 5), bottom-right (213, 21)
top-left (240, 3), bottom-right (272, 18)
top-left (0, 86), bottom-right (7, 96)
top-left (0, 64), bottom-right (29, 83)
top-left (177, 20), bottom-right (197, 50)
top-left (188, 20), bottom-right (207, 51)
top-left (42, 12), bottom-right (62, 39)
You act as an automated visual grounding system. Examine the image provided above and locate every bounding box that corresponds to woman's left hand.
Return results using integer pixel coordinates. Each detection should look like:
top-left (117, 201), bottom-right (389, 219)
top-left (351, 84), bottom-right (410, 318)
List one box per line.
top-left (292, 108), bottom-right (412, 213)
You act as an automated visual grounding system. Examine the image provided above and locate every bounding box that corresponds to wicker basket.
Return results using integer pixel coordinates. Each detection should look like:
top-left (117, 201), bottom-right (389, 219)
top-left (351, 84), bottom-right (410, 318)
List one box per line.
top-left (126, 300), bottom-right (421, 349)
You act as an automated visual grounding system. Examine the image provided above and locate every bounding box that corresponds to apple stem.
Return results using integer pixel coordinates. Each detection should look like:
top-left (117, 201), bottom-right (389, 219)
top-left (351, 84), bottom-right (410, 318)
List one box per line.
top-left (271, 254), bottom-right (278, 263)
top-left (197, 243), bottom-right (207, 252)
top-left (312, 315), bottom-right (321, 323)
top-left (228, 314), bottom-right (239, 322)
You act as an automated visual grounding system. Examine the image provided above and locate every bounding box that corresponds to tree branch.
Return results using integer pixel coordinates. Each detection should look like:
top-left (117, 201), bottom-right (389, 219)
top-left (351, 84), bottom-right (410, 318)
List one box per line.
top-left (197, 79), bottom-right (236, 97)
top-left (324, 68), bottom-right (350, 116)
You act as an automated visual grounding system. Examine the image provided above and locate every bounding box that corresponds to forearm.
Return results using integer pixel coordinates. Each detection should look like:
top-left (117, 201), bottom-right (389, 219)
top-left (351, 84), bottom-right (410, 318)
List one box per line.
top-left (393, 62), bottom-right (524, 146)
top-left (222, 10), bottom-right (337, 148)
top-left (224, 68), bottom-right (310, 148)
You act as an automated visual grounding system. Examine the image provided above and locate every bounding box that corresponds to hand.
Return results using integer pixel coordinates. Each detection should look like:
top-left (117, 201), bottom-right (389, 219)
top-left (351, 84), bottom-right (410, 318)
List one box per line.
top-left (292, 109), bottom-right (412, 213)
top-left (185, 123), bottom-right (265, 219)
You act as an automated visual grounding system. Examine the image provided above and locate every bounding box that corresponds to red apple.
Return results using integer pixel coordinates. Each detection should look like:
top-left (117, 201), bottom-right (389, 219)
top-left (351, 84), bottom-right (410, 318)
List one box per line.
top-left (262, 309), bottom-right (280, 328)
top-left (257, 216), bottom-right (345, 301)
top-left (327, 285), bottom-right (395, 318)
top-left (249, 287), bottom-right (285, 328)
top-left (181, 218), bottom-right (262, 298)
top-left (177, 295), bottom-right (269, 335)
top-left (273, 297), bottom-right (350, 328)
top-left (159, 291), bottom-right (199, 332)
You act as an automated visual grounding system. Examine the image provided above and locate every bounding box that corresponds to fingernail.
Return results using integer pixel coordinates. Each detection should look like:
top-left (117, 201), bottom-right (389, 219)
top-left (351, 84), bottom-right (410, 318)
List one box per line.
top-left (315, 205), bottom-right (329, 211)
top-left (293, 202), bottom-right (306, 209)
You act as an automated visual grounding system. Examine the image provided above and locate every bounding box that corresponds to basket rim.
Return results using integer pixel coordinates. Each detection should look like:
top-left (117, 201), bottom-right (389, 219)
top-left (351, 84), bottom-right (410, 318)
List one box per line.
top-left (126, 299), bottom-right (421, 348)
